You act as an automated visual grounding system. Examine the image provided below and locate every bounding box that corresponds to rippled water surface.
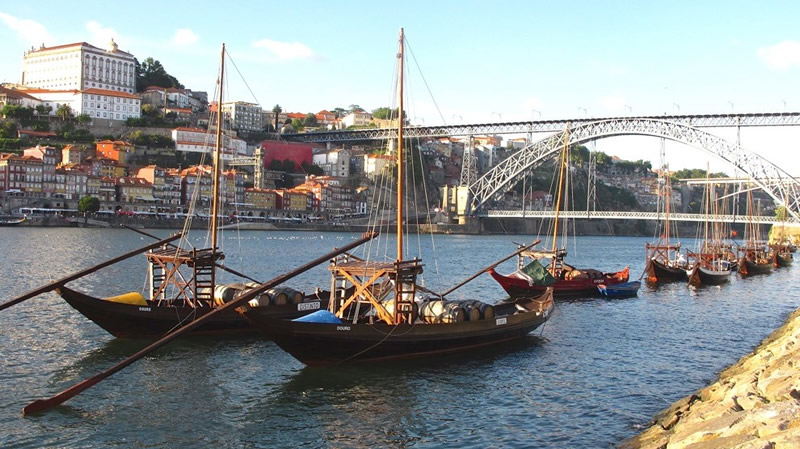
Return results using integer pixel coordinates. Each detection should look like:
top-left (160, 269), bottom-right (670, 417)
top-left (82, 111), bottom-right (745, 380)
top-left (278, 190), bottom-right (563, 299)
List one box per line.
top-left (1, 228), bottom-right (798, 448)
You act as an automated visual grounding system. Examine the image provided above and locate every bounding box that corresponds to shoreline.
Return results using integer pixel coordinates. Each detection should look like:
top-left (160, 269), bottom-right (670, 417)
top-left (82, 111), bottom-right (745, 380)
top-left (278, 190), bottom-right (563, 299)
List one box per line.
top-left (621, 306), bottom-right (800, 448)
top-left (14, 215), bottom-right (662, 237)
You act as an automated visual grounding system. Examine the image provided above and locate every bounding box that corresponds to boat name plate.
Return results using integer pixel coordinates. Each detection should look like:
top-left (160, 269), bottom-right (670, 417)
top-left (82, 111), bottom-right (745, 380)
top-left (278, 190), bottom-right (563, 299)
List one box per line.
top-left (496, 317), bottom-right (507, 326)
top-left (138, 307), bottom-right (151, 312)
top-left (297, 301), bottom-right (321, 312)
top-left (336, 326), bottom-right (351, 331)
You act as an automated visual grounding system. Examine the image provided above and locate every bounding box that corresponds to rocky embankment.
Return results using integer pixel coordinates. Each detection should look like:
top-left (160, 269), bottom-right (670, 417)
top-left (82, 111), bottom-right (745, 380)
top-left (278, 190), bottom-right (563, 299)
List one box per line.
top-left (622, 308), bottom-right (800, 449)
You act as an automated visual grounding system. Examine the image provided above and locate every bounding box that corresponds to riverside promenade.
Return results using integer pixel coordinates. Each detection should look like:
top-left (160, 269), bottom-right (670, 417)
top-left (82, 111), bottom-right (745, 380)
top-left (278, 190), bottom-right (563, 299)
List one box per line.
top-left (622, 307), bottom-right (800, 449)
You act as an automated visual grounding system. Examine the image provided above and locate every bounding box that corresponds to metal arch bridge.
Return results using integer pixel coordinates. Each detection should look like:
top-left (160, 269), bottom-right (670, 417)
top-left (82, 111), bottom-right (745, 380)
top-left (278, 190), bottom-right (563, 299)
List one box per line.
top-left (466, 118), bottom-right (800, 220)
top-left (479, 210), bottom-right (796, 225)
top-left (281, 112), bottom-right (800, 143)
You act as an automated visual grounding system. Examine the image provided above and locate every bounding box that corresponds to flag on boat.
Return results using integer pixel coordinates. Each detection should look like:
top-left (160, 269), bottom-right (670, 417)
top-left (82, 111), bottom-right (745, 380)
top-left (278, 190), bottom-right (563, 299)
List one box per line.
top-left (519, 259), bottom-right (556, 286)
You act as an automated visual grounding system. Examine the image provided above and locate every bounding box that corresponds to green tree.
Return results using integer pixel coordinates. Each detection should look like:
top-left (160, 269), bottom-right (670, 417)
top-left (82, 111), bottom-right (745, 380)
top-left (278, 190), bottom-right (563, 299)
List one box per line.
top-left (348, 104), bottom-right (362, 112)
top-left (301, 161), bottom-right (323, 176)
top-left (78, 195), bottom-right (100, 214)
top-left (370, 106), bottom-right (406, 121)
top-left (141, 104), bottom-right (160, 117)
top-left (281, 159), bottom-right (296, 173)
top-left (291, 118), bottom-right (304, 131)
top-left (332, 107), bottom-right (346, 118)
top-left (775, 206), bottom-right (788, 221)
top-left (303, 113), bottom-right (317, 127)
top-left (0, 119), bottom-right (18, 138)
top-left (76, 113), bottom-right (91, 125)
top-left (56, 104), bottom-right (74, 121)
top-left (1, 104), bottom-right (35, 126)
top-left (372, 107), bottom-right (391, 120)
top-left (35, 104), bottom-right (53, 116)
top-left (136, 57), bottom-right (184, 92)
top-left (272, 104), bottom-right (283, 131)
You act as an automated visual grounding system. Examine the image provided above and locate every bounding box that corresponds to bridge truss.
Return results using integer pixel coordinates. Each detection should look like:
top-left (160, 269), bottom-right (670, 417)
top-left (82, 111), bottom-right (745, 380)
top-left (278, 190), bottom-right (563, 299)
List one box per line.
top-left (480, 210), bottom-right (797, 225)
top-left (467, 118), bottom-right (800, 220)
top-left (283, 112), bottom-right (800, 143)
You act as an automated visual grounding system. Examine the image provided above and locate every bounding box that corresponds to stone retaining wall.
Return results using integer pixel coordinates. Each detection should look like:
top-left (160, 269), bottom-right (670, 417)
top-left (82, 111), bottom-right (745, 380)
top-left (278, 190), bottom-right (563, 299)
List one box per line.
top-left (621, 308), bottom-right (800, 449)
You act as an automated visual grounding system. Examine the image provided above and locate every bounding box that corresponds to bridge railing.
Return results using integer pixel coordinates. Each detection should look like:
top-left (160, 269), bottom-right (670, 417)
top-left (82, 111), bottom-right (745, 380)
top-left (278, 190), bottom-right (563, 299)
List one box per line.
top-left (479, 209), bottom-right (796, 225)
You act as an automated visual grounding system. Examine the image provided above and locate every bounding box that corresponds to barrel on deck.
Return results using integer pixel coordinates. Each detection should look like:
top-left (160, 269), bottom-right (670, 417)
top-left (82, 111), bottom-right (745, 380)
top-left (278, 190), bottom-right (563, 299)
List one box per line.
top-left (449, 300), bottom-right (495, 321)
top-left (213, 283), bottom-right (247, 307)
top-left (419, 300), bottom-right (466, 324)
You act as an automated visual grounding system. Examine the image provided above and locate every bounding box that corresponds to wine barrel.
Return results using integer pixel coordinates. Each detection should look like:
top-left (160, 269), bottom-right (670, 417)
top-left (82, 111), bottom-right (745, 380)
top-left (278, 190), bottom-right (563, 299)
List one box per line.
top-left (452, 300), bottom-right (481, 321)
top-left (420, 300), bottom-right (466, 324)
top-left (267, 287), bottom-right (289, 305)
top-left (478, 302), bottom-right (495, 320)
top-left (213, 283), bottom-right (246, 307)
top-left (284, 287), bottom-right (304, 304)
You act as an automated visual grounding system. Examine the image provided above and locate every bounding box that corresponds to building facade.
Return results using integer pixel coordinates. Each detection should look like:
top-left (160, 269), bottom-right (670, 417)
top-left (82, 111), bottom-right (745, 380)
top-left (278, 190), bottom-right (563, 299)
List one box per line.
top-left (22, 40), bottom-right (136, 94)
top-left (221, 101), bottom-right (262, 132)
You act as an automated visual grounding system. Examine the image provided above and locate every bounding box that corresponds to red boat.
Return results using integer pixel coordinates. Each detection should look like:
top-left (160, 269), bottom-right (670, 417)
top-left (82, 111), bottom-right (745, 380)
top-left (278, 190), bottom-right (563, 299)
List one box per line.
top-left (488, 258), bottom-right (629, 298)
top-left (487, 127), bottom-right (628, 298)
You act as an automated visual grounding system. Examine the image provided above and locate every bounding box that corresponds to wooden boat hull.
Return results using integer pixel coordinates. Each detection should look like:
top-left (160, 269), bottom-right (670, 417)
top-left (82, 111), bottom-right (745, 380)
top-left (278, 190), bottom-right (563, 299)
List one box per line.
top-left (488, 267), bottom-right (629, 298)
top-left (688, 266), bottom-right (729, 286)
top-left (739, 259), bottom-right (773, 276)
top-left (241, 291), bottom-right (554, 366)
top-left (598, 281), bottom-right (641, 297)
top-left (646, 259), bottom-right (687, 283)
top-left (57, 285), bottom-right (327, 338)
top-left (0, 217), bottom-right (25, 226)
top-left (774, 253), bottom-right (793, 268)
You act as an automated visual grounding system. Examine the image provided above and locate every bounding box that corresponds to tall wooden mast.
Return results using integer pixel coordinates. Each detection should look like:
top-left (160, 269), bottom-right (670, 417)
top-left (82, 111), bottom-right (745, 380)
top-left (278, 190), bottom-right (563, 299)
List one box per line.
top-left (550, 124), bottom-right (569, 274)
top-left (396, 28), bottom-right (404, 262)
top-left (210, 43), bottom-right (225, 253)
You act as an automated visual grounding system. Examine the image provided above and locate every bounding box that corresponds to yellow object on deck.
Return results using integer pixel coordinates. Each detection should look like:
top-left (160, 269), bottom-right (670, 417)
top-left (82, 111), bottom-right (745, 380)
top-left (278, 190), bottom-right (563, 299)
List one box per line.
top-left (104, 292), bottom-right (148, 306)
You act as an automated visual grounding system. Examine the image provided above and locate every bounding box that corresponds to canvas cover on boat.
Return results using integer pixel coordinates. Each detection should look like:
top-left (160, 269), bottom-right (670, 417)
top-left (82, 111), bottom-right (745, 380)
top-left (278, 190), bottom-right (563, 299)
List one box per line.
top-left (292, 310), bottom-right (342, 324)
top-left (519, 260), bottom-right (556, 286)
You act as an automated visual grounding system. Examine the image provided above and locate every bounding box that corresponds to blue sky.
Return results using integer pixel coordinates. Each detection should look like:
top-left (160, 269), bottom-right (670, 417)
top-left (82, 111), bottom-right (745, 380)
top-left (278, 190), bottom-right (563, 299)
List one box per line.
top-left (1, 1), bottom-right (799, 172)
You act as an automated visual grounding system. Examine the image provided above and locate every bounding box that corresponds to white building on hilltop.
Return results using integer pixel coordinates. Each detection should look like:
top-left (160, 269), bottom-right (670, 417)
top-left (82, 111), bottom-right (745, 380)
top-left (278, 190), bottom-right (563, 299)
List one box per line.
top-left (312, 148), bottom-right (351, 177)
top-left (171, 127), bottom-right (247, 161)
top-left (22, 40), bottom-right (137, 94)
top-left (220, 101), bottom-right (262, 132)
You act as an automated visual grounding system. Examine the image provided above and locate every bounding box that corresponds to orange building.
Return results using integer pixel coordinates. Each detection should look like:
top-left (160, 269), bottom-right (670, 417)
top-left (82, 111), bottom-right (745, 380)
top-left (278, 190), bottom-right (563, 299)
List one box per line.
top-left (96, 139), bottom-right (134, 163)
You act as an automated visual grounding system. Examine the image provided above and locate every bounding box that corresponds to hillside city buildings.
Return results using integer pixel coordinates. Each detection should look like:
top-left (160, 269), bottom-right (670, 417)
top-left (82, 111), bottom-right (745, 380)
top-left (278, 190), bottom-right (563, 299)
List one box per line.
top-left (0, 38), bottom-right (703, 221)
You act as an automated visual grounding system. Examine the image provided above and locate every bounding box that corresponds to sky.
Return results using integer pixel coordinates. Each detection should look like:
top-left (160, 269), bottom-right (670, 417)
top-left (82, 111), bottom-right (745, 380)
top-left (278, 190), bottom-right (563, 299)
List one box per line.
top-left (1, 1), bottom-right (799, 174)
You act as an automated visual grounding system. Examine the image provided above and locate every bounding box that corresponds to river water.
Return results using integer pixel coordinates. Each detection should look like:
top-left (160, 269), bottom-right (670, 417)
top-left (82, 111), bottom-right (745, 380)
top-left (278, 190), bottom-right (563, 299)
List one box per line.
top-left (1, 227), bottom-right (798, 448)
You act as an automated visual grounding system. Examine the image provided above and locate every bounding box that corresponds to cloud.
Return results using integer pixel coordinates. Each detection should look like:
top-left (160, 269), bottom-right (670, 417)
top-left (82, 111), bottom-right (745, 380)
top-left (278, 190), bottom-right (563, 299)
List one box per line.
top-left (86, 20), bottom-right (120, 46)
top-left (599, 95), bottom-right (627, 113)
top-left (251, 38), bottom-right (318, 61)
top-left (0, 12), bottom-right (53, 45)
top-left (173, 28), bottom-right (199, 46)
top-left (758, 40), bottom-right (800, 70)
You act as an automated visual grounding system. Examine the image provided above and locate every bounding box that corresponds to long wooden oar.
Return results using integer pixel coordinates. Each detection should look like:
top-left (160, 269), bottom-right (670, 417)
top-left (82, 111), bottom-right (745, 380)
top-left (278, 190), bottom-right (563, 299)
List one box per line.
top-left (439, 239), bottom-right (541, 298)
top-left (122, 225), bottom-right (261, 284)
top-left (0, 233), bottom-right (183, 313)
top-left (22, 231), bottom-right (378, 415)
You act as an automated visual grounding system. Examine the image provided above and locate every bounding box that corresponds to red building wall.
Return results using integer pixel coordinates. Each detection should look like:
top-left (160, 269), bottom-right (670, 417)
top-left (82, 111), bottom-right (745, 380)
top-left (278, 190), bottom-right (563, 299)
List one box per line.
top-left (260, 141), bottom-right (313, 169)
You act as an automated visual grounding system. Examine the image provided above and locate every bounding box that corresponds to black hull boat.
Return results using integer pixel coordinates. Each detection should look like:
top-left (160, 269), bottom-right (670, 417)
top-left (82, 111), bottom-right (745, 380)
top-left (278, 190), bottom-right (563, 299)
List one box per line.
top-left (241, 290), bottom-right (554, 366)
top-left (739, 258), bottom-right (773, 276)
top-left (646, 258), bottom-right (687, 283)
top-left (58, 285), bottom-right (327, 338)
top-left (688, 265), bottom-right (728, 286)
top-left (775, 252), bottom-right (793, 267)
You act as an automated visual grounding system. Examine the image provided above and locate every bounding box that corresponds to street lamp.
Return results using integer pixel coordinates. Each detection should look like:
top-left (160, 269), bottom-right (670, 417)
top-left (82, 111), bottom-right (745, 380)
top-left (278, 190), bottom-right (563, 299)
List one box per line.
top-left (531, 109), bottom-right (542, 119)
top-left (491, 112), bottom-right (502, 122)
top-left (624, 105), bottom-right (632, 114)
top-left (452, 114), bottom-right (462, 124)
top-left (728, 101), bottom-right (734, 111)
top-left (578, 107), bottom-right (587, 117)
